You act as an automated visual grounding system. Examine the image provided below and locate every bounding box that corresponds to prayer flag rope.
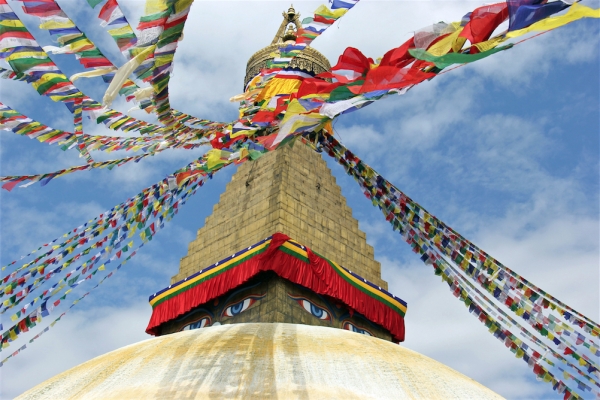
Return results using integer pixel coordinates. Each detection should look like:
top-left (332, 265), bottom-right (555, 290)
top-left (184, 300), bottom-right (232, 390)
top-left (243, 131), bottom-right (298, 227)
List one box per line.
top-left (1, 1), bottom-right (598, 393)
top-left (317, 132), bottom-right (599, 399)
top-left (0, 150), bottom-right (234, 358)
top-left (1, 152), bottom-right (159, 191)
top-left (0, 129), bottom-right (272, 354)
top-left (0, 173), bottom-right (210, 365)
top-left (86, 0), bottom-right (138, 52)
top-left (0, 1), bottom-right (168, 134)
top-left (237, 2), bottom-right (598, 150)
top-left (0, 102), bottom-right (208, 155)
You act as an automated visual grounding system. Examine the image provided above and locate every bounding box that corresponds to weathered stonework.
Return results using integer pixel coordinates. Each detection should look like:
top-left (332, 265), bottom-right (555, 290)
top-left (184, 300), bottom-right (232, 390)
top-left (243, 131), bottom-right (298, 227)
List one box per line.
top-left (171, 141), bottom-right (387, 290)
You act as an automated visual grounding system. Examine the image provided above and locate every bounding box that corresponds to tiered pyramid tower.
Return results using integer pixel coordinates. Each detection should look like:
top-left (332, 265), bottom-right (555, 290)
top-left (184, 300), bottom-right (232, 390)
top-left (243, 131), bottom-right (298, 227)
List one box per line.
top-left (171, 142), bottom-right (387, 291)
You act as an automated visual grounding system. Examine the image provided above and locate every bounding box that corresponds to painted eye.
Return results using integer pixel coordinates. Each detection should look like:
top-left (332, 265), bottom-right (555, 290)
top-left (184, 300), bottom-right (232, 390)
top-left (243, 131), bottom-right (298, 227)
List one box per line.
top-left (343, 321), bottom-right (373, 336)
top-left (222, 296), bottom-right (261, 318)
top-left (181, 317), bottom-right (210, 331)
top-left (299, 299), bottom-right (330, 320)
top-left (288, 294), bottom-right (332, 321)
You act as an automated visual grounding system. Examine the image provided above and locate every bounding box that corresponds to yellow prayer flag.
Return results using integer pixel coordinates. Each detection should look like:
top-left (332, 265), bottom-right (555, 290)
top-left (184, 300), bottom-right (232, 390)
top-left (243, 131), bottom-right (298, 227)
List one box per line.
top-left (516, 348), bottom-right (524, 358)
top-left (145, 0), bottom-right (168, 14)
top-left (0, 20), bottom-right (25, 28)
top-left (56, 33), bottom-right (83, 45)
top-left (6, 51), bottom-right (48, 61)
top-left (71, 67), bottom-right (116, 82)
top-left (473, 36), bottom-right (507, 53)
top-left (206, 149), bottom-right (227, 169)
top-left (39, 20), bottom-right (76, 30)
top-left (314, 4), bottom-right (348, 19)
top-left (107, 26), bottom-right (134, 36)
top-left (68, 38), bottom-right (94, 52)
top-left (155, 54), bottom-right (174, 68)
top-left (506, 3), bottom-right (600, 39)
top-left (255, 78), bottom-right (302, 103)
top-left (175, 0), bottom-right (194, 13)
top-left (31, 73), bottom-right (69, 91)
top-left (428, 25), bottom-right (464, 56)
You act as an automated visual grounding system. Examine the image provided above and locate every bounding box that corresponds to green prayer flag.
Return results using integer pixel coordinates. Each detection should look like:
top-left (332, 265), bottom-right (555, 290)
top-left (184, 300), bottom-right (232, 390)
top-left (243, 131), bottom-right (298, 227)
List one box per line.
top-left (86, 0), bottom-right (103, 8)
top-left (408, 45), bottom-right (513, 69)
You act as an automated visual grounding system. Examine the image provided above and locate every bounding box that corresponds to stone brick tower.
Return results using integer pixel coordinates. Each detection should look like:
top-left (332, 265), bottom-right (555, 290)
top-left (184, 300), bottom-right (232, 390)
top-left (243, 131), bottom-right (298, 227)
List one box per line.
top-left (171, 141), bottom-right (387, 290)
top-left (146, 6), bottom-right (399, 340)
top-left (154, 140), bottom-right (395, 340)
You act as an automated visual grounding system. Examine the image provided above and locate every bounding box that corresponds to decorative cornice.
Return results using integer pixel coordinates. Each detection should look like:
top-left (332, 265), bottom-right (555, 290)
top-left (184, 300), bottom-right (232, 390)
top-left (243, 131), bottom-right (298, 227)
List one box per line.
top-left (244, 44), bottom-right (331, 89)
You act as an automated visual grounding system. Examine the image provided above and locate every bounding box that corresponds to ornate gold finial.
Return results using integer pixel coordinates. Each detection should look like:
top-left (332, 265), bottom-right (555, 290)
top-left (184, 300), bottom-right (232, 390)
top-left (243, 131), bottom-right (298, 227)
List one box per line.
top-left (271, 4), bottom-right (302, 45)
top-left (287, 5), bottom-right (296, 19)
top-left (282, 24), bottom-right (297, 42)
top-left (244, 5), bottom-right (330, 89)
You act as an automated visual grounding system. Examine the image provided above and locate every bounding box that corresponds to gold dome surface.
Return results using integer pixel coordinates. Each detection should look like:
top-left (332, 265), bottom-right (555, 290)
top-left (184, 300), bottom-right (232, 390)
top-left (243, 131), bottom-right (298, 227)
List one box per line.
top-left (18, 323), bottom-right (503, 399)
top-left (244, 44), bottom-right (331, 90)
top-left (243, 5), bottom-right (331, 89)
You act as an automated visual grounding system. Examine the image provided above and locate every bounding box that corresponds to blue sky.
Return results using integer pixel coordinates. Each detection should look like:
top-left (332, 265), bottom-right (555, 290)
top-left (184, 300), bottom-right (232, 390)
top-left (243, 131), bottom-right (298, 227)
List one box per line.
top-left (0, 1), bottom-right (598, 398)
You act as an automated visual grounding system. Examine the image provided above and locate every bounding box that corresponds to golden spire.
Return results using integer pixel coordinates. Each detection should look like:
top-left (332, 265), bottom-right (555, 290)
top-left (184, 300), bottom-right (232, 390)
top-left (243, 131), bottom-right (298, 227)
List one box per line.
top-left (271, 4), bottom-right (302, 45)
top-left (244, 5), bottom-right (330, 89)
top-left (282, 24), bottom-right (297, 43)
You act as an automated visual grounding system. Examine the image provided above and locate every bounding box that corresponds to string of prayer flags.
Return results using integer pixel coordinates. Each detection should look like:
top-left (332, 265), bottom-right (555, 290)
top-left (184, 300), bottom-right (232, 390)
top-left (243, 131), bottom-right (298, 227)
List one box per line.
top-left (2, 0), bottom-right (599, 384)
top-left (0, 160), bottom-right (216, 360)
top-left (0, 2), bottom-right (170, 136)
top-left (0, 131), bottom-right (257, 313)
top-left (17, 0), bottom-right (113, 68)
top-left (505, 2), bottom-right (600, 39)
top-left (1, 152), bottom-right (157, 191)
top-left (316, 132), bottom-right (599, 399)
top-left (0, 1), bottom-right (83, 101)
top-left (297, 2), bottom-right (359, 46)
top-left (119, 0), bottom-right (192, 130)
top-left (89, 0), bottom-right (138, 51)
top-left (0, 102), bottom-right (198, 154)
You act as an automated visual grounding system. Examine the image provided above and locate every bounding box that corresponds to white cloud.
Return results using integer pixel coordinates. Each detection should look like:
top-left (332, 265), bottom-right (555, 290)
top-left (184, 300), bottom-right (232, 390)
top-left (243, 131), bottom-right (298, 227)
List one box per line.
top-left (0, 303), bottom-right (152, 400)
top-left (0, 199), bottom-right (105, 255)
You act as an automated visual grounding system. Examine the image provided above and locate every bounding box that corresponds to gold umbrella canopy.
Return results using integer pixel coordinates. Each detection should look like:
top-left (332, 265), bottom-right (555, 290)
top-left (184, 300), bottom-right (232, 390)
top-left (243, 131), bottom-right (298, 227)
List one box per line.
top-left (243, 6), bottom-right (331, 90)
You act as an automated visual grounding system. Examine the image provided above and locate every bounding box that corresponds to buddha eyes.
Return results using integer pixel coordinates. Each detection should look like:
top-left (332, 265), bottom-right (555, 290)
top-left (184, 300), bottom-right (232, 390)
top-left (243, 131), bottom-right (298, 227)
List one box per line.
top-left (221, 295), bottom-right (264, 318)
top-left (343, 321), bottom-right (373, 336)
top-left (289, 295), bottom-right (331, 320)
top-left (181, 316), bottom-right (210, 331)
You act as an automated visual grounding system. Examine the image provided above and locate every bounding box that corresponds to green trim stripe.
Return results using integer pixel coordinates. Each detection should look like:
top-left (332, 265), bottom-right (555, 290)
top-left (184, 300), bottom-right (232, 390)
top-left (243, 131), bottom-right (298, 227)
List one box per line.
top-left (150, 238), bottom-right (407, 317)
top-left (150, 242), bottom-right (269, 308)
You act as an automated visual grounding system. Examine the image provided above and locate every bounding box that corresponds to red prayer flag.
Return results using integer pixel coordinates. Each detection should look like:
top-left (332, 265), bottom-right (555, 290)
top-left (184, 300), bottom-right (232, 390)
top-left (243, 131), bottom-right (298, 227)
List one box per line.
top-left (380, 37), bottom-right (415, 68)
top-left (460, 3), bottom-right (508, 52)
top-left (21, 2), bottom-right (61, 17)
top-left (98, 0), bottom-right (118, 21)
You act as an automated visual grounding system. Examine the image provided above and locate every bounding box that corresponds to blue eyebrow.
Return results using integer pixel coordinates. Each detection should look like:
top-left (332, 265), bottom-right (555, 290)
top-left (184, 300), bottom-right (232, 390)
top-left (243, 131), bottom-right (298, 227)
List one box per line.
top-left (287, 293), bottom-right (335, 317)
top-left (221, 281), bottom-right (264, 309)
top-left (339, 313), bottom-right (379, 331)
top-left (288, 282), bottom-right (338, 316)
top-left (174, 307), bottom-right (213, 322)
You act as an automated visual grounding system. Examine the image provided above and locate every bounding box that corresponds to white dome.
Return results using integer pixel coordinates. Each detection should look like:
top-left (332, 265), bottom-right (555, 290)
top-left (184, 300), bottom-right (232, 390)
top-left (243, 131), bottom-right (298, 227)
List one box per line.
top-left (18, 323), bottom-right (503, 399)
